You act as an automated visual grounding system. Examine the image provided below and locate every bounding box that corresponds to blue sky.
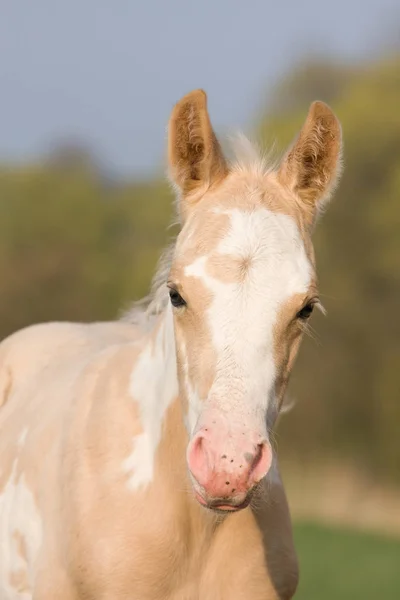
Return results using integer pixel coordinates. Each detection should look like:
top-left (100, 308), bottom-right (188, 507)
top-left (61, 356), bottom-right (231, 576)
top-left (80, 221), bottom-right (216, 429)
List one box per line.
top-left (1, 0), bottom-right (399, 176)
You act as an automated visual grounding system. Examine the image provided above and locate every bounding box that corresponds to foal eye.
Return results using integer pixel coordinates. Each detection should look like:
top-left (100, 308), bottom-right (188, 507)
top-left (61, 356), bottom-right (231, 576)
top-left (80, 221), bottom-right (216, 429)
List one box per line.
top-left (297, 303), bottom-right (314, 320)
top-left (169, 289), bottom-right (186, 308)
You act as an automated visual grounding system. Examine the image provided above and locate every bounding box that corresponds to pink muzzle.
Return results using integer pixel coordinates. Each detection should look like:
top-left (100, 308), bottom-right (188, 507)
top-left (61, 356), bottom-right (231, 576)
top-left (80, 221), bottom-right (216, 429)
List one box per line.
top-left (187, 414), bottom-right (272, 510)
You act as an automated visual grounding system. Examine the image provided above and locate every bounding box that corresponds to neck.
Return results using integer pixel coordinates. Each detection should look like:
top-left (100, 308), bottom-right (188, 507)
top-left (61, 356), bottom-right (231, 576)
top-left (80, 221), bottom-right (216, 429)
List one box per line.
top-left (123, 304), bottom-right (181, 490)
top-left (141, 304), bottom-right (178, 415)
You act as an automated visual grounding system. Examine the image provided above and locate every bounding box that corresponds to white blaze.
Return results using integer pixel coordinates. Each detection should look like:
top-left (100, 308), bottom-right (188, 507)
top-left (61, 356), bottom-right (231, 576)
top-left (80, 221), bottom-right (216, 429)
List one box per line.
top-left (184, 208), bottom-right (312, 429)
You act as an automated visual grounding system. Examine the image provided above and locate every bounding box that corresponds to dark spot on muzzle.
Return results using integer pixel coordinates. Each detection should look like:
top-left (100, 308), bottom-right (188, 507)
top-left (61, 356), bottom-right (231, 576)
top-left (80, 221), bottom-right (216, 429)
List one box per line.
top-left (244, 452), bottom-right (254, 464)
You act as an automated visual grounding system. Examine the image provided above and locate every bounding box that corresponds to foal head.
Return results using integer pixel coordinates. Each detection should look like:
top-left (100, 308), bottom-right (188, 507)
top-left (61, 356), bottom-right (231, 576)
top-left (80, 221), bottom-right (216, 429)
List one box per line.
top-left (166, 90), bottom-right (342, 511)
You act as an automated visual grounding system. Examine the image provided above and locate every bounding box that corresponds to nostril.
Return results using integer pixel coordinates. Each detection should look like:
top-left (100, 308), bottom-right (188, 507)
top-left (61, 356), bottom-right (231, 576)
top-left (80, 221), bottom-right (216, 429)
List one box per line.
top-left (187, 434), bottom-right (211, 486)
top-left (248, 442), bottom-right (272, 485)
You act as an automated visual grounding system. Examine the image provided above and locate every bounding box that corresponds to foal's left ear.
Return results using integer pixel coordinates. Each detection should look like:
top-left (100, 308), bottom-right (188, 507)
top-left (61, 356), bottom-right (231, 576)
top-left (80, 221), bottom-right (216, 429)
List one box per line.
top-left (168, 89), bottom-right (229, 217)
top-left (278, 101), bottom-right (342, 227)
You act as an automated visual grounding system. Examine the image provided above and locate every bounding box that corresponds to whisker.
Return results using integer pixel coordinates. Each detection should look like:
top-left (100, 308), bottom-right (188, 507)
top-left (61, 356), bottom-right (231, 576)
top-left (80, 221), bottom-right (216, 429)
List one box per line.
top-left (301, 321), bottom-right (322, 346)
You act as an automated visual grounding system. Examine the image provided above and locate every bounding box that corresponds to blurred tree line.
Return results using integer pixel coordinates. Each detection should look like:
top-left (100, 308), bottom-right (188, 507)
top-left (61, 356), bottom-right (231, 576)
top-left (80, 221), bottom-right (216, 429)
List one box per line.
top-left (0, 55), bottom-right (399, 483)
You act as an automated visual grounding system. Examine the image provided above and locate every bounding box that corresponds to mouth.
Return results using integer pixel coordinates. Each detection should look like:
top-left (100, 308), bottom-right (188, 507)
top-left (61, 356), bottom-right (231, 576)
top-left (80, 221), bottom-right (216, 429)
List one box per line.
top-left (194, 489), bottom-right (251, 513)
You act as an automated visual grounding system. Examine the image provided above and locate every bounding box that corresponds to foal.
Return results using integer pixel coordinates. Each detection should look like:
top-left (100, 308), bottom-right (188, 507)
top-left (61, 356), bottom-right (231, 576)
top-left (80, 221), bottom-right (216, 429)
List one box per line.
top-left (0, 89), bottom-right (342, 599)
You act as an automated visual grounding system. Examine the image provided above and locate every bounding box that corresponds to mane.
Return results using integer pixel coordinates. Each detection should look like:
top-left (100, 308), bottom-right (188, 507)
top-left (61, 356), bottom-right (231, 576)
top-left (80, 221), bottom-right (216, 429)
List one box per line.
top-left (121, 241), bottom-right (176, 329)
top-left (122, 134), bottom-right (277, 330)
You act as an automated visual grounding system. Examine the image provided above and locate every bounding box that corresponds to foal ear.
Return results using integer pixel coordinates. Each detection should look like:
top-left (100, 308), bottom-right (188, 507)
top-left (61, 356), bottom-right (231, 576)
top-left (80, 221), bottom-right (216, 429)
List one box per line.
top-left (278, 101), bottom-right (342, 226)
top-left (168, 89), bottom-right (228, 209)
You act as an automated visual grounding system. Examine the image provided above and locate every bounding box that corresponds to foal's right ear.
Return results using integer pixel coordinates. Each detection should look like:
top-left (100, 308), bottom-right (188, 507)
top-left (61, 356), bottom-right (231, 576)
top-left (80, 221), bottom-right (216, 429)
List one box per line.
top-left (168, 90), bottom-right (228, 215)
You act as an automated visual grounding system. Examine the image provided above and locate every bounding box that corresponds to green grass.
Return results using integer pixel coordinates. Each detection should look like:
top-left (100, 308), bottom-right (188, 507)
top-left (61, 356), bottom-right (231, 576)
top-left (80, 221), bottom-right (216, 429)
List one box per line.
top-left (294, 522), bottom-right (400, 600)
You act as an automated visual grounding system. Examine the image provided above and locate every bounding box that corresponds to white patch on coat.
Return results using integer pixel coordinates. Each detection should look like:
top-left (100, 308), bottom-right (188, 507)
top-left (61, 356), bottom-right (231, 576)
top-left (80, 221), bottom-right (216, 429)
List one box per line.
top-left (123, 308), bottom-right (179, 490)
top-left (184, 208), bottom-right (311, 426)
top-left (0, 459), bottom-right (42, 599)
